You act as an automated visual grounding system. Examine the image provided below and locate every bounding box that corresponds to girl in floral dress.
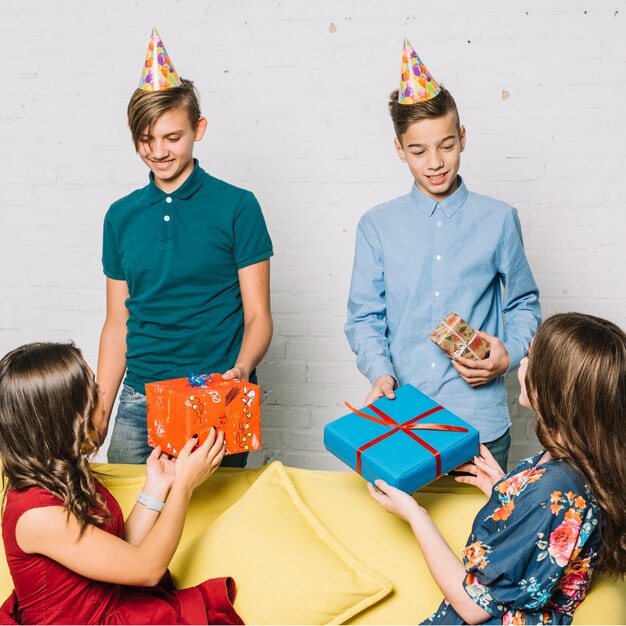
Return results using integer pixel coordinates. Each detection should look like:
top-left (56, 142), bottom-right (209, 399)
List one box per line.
top-left (0, 342), bottom-right (243, 624)
top-left (368, 312), bottom-right (626, 624)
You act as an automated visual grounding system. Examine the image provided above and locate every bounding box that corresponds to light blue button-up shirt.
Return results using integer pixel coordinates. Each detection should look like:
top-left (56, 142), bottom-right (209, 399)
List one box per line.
top-left (345, 177), bottom-right (541, 442)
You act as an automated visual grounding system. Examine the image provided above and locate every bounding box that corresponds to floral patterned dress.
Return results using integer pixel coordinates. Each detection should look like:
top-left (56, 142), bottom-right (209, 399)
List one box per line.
top-left (424, 452), bottom-right (602, 625)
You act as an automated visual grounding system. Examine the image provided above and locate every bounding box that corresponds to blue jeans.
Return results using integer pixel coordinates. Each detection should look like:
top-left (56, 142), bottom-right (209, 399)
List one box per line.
top-left (107, 385), bottom-right (249, 467)
top-left (483, 428), bottom-right (511, 473)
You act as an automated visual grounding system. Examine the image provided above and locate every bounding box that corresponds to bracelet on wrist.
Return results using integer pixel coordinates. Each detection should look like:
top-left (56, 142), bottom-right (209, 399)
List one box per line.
top-left (136, 491), bottom-right (165, 512)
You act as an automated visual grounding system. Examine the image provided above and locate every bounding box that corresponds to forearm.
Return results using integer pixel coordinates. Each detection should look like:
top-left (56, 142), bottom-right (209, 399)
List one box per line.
top-left (409, 513), bottom-right (492, 624)
top-left (346, 220), bottom-right (395, 383)
top-left (502, 303), bottom-right (540, 371)
top-left (500, 212), bottom-right (541, 370)
top-left (124, 478), bottom-right (171, 546)
top-left (345, 312), bottom-right (395, 383)
top-left (133, 482), bottom-right (193, 583)
top-left (232, 312), bottom-right (272, 379)
top-left (96, 320), bottom-right (127, 437)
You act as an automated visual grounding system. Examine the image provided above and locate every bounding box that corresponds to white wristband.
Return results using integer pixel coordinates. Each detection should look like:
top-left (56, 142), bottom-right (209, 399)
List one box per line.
top-left (137, 491), bottom-right (165, 512)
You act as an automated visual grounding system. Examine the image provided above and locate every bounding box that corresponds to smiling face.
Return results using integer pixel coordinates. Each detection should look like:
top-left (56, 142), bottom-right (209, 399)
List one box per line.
top-left (394, 111), bottom-right (465, 201)
top-left (137, 107), bottom-right (207, 193)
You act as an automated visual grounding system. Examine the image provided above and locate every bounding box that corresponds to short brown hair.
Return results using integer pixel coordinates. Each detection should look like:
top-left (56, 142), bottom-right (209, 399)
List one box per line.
top-left (127, 78), bottom-right (201, 149)
top-left (388, 87), bottom-right (460, 140)
top-left (525, 312), bottom-right (626, 577)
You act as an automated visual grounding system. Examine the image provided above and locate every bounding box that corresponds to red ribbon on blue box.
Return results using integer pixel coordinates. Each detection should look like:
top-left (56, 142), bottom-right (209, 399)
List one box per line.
top-left (344, 402), bottom-right (468, 479)
top-left (324, 384), bottom-right (480, 493)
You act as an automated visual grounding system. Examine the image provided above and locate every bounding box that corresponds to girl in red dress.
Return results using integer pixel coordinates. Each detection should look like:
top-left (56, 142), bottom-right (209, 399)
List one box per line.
top-left (0, 342), bottom-right (244, 625)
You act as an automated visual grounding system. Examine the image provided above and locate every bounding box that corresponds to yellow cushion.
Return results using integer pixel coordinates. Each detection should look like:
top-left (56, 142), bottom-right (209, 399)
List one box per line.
top-left (286, 467), bottom-right (486, 623)
top-left (285, 468), bottom-right (626, 625)
top-left (169, 461), bottom-right (393, 625)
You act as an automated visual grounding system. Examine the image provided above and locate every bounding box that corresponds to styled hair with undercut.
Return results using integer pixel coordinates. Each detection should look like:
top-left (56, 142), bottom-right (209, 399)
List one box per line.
top-left (0, 342), bottom-right (108, 531)
top-left (127, 78), bottom-right (201, 149)
top-left (388, 87), bottom-right (460, 140)
top-left (525, 312), bottom-right (626, 577)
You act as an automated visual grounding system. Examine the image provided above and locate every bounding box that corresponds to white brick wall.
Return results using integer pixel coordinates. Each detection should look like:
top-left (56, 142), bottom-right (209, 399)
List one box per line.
top-left (1, 1), bottom-right (625, 471)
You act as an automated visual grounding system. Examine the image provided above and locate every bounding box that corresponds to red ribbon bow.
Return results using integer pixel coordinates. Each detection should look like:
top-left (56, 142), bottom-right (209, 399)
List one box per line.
top-left (344, 401), bottom-right (468, 480)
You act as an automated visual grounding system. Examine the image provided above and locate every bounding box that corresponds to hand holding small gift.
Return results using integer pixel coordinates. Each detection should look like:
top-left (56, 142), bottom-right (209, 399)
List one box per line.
top-left (451, 330), bottom-right (510, 387)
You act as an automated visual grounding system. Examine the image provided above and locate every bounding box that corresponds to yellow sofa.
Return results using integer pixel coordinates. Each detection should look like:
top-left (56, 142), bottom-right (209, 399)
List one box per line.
top-left (1, 461), bottom-right (625, 624)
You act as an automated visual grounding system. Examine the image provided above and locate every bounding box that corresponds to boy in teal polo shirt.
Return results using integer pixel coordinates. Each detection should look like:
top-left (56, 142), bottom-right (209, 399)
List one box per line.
top-left (96, 29), bottom-right (273, 466)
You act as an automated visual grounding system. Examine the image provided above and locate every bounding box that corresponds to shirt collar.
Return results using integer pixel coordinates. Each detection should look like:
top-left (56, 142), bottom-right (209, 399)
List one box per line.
top-left (410, 175), bottom-right (468, 218)
top-left (147, 158), bottom-right (205, 204)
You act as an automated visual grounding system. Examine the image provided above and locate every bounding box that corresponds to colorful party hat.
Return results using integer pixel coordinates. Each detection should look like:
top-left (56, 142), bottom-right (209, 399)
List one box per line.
top-left (398, 38), bottom-right (441, 104)
top-left (138, 27), bottom-right (182, 91)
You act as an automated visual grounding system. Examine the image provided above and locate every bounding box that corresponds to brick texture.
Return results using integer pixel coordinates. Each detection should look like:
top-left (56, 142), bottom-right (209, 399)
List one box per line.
top-left (1, 1), bottom-right (624, 470)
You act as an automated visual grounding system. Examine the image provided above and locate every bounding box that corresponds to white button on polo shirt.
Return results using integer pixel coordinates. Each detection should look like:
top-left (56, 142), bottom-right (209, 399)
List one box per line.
top-left (166, 197), bottom-right (172, 203)
top-left (164, 215), bottom-right (171, 222)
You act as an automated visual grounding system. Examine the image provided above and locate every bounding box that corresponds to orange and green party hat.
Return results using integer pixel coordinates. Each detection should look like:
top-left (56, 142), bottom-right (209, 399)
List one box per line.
top-left (398, 38), bottom-right (441, 104)
top-left (138, 27), bottom-right (182, 91)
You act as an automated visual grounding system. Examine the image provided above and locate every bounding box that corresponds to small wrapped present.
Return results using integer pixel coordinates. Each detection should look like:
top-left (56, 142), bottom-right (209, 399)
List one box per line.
top-left (146, 373), bottom-right (261, 458)
top-left (430, 312), bottom-right (490, 360)
top-left (324, 385), bottom-right (479, 493)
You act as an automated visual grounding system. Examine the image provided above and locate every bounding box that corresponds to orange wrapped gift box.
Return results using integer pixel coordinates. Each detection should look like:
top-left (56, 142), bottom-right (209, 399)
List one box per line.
top-left (146, 373), bottom-right (261, 457)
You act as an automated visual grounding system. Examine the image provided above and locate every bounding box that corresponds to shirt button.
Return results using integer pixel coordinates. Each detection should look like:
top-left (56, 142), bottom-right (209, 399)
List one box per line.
top-left (431, 362), bottom-right (436, 369)
top-left (437, 221), bottom-right (442, 228)
top-left (434, 290), bottom-right (440, 297)
top-left (166, 197), bottom-right (172, 203)
top-left (435, 254), bottom-right (442, 261)
top-left (163, 215), bottom-right (171, 222)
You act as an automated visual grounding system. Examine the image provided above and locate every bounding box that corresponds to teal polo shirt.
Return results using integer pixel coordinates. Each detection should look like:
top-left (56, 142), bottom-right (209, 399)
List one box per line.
top-left (102, 160), bottom-right (273, 394)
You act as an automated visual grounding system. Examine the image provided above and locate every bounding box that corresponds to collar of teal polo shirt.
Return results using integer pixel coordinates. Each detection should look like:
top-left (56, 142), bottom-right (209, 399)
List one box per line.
top-left (147, 158), bottom-right (206, 204)
top-left (410, 174), bottom-right (469, 218)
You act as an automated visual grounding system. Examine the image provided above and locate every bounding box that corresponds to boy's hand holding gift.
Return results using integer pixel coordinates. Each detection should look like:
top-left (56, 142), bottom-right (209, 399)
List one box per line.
top-left (221, 364), bottom-right (249, 382)
top-left (364, 374), bottom-right (397, 405)
top-left (451, 330), bottom-right (510, 387)
top-left (430, 313), bottom-right (510, 387)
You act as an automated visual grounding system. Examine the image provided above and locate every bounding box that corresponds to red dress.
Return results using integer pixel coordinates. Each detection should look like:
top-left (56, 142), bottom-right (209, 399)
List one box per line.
top-left (0, 481), bottom-right (244, 625)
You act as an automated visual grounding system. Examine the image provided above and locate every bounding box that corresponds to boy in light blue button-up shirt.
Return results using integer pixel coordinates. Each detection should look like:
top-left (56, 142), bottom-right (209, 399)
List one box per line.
top-left (345, 84), bottom-right (540, 471)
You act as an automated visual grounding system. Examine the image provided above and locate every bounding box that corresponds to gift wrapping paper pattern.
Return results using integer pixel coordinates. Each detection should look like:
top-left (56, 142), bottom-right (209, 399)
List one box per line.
top-left (146, 373), bottom-right (261, 457)
top-left (430, 312), bottom-right (490, 360)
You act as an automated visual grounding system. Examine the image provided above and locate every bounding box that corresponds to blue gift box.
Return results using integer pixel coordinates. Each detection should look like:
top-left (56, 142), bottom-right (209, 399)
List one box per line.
top-left (323, 384), bottom-right (479, 493)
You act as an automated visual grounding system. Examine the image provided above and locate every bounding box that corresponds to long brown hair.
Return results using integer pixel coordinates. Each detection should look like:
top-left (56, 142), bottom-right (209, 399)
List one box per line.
top-left (525, 313), bottom-right (626, 577)
top-left (0, 342), bottom-right (108, 529)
